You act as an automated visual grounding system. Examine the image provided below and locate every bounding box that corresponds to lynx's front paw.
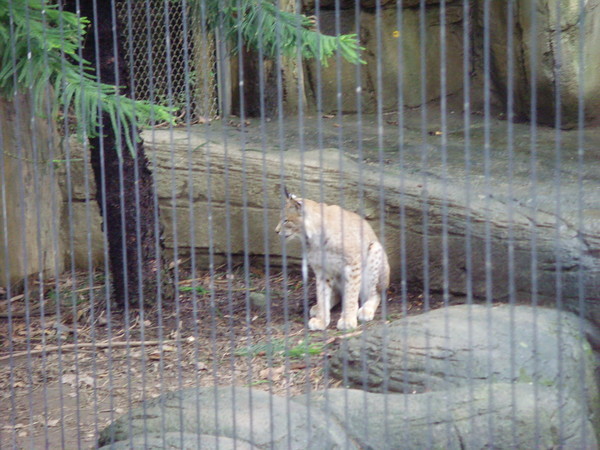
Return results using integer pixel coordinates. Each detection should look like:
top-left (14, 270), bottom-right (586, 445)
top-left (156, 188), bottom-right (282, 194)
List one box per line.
top-left (308, 317), bottom-right (328, 331)
top-left (336, 316), bottom-right (358, 331)
top-left (357, 305), bottom-right (376, 322)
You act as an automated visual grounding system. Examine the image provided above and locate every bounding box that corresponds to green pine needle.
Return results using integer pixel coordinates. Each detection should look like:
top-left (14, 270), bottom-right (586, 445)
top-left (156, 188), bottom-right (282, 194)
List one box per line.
top-left (1, 0), bottom-right (364, 159)
top-left (199, 0), bottom-right (365, 66)
top-left (0, 0), bottom-right (174, 157)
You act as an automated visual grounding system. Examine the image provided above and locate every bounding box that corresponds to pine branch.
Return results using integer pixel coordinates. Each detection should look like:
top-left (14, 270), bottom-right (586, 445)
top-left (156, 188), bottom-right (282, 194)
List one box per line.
top-left (201, 0), bottom-right (365, 66)
top-left (0, 0), bottom-right (174, 156)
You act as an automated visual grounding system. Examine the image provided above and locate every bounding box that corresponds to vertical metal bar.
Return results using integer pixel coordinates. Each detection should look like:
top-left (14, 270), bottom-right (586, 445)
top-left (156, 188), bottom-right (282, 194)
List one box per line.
top-left (438, 0), bottom-right (453, 446)
top-left (576, 0), bottom-right (590, 447)
top-left (89, 0), bottom-right (117, 445)
top-left (551, 1), bottom-right (566, 445)
top-left (160, 2), bottom-right (187, 446)
top-left (526, 0), bottom-right (541, 444)
top-left (55, 0), bottom-right (84, 444)
top-left (417, 0), bottom-right (433, 447)
top-left (123, 1), bottom-right (149, 448)
top-left (461, 0), bottom-right (476, 445)
top-left (505, 0), bottom-right (518, 446)
top-left (482, 0), bottom-right (496, 445)
top-left (273, 2), bottom-right (294, 446)
top-left (395, 1), bottom-right (411, 446)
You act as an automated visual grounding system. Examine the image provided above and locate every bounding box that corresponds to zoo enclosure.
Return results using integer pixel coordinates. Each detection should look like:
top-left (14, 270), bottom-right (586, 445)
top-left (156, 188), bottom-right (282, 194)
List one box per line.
top-left (0, 0), bottom-right (599, 448)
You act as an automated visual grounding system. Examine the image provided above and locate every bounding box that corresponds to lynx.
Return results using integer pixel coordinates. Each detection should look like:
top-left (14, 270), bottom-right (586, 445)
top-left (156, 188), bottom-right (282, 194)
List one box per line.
top-left (275, 189), bottom-right (390, 331)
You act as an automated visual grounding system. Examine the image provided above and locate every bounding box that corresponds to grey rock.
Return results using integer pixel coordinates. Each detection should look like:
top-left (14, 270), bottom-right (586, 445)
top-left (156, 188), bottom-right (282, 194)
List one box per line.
top-left (330, 304), bottom-right (600, 436)
top-left (98, 386), bottom-right (356, 449)
top-left (304, 5), bottom-right (465, 113)
top-left (97, 307), bottom-right (599, 448)
top-left (99, 382), bottom-right (597, 449)
top-left (99, 432), bottom-right (255, 449)
top-left (306, 384), bottom-right (596, 449)
top-left (250, 292), bottom-right (268, 310)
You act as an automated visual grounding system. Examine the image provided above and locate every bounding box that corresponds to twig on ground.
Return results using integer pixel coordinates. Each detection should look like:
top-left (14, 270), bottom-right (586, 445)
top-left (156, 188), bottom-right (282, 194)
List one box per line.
top-left (0, 339), bottom-right (179, 362)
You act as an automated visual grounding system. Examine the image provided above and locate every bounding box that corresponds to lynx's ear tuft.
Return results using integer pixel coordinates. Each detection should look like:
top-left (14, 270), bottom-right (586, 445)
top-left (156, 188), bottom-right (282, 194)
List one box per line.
top-left (284, 186), bottom-right (298, 200)
top-left (284, 186), bottom-right (300, 203)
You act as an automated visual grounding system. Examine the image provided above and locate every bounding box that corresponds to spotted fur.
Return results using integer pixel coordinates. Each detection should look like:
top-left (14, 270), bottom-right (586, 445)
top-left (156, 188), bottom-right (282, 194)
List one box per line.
top-left (275, 191), bottom-right (390, 331)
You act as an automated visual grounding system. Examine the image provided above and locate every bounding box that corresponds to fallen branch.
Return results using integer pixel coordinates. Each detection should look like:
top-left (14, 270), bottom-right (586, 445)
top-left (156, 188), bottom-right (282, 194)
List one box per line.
top-left (324, 329), bottom-right (364, 346)
top-left (0, 339), bottom-right (179, 362)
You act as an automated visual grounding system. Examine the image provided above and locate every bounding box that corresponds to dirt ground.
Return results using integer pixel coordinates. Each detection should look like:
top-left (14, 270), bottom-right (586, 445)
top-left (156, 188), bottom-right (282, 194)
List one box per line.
top-left (0, 266), bottom-right (439, 449)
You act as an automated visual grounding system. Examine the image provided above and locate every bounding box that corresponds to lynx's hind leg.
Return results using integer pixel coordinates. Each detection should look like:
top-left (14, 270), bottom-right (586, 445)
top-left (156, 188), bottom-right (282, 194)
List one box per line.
top-left (358, 241), bottom-right (386, 322)
top-left (337, 264), bottom-right (361, 330)
top-left (358, 293), bottom-right (381, 322)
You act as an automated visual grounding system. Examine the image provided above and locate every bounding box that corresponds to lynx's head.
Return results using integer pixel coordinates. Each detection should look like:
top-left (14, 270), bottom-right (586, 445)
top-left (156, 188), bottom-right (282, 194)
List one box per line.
top-left (275, 188), bottom-right (304, 241)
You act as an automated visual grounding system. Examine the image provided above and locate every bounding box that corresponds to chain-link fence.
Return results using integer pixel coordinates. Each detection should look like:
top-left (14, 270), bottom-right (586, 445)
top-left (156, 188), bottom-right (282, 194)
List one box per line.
top-left (1, 1), bottom-right (599, 448)
top-left (117, 0), bottom-right (218, 122)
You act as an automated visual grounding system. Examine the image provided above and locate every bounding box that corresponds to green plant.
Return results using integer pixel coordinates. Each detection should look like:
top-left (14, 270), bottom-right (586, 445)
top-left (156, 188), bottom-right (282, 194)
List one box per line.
top-left (235, 337), bottom-right (325, 359)
top-left (180, 285), bottom-right (210, 295)
top-left (193, 0), bottom-right (364, 66)
top-left (286, 340), bottom-right (324, 358)
top-left (0, 0), bottom-right (174, 155)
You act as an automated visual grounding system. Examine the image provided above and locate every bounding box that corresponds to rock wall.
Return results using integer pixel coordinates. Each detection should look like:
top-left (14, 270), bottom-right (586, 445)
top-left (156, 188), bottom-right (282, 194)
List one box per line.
top-left (303, 1), bottom-right (466, 112)
top-left (0, 94), bottom-right (64, 288)
top-left (483, 0), bottom-right (600, 126)
top-left (299, 0), bottom-right (600, 124)
top-left (55, 137), bottom-right (105, 271)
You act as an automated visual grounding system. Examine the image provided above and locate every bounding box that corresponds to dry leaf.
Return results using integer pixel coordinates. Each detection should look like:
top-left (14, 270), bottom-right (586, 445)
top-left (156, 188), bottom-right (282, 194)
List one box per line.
top-left (259, 366), bottom-right (285, 380)
top-left (79, 375), bottom-right (95, 387)
top-left (61, 374), bottom-right (77, 387)
top-left (289, 362), bottom-right (306, 371)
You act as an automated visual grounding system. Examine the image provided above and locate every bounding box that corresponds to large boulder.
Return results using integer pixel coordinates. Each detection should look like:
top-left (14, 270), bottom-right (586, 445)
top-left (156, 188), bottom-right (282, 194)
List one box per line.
top-left (308, 384), bottom-right (596, 449)
top-left (145, 113), bottom-right (600, 330)
top-left (98, 383), bottom-right (597, 449)
top-left (330, 305), bottom-right (600, 436)
top-left (98, 385), bottom-right (356, 449)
